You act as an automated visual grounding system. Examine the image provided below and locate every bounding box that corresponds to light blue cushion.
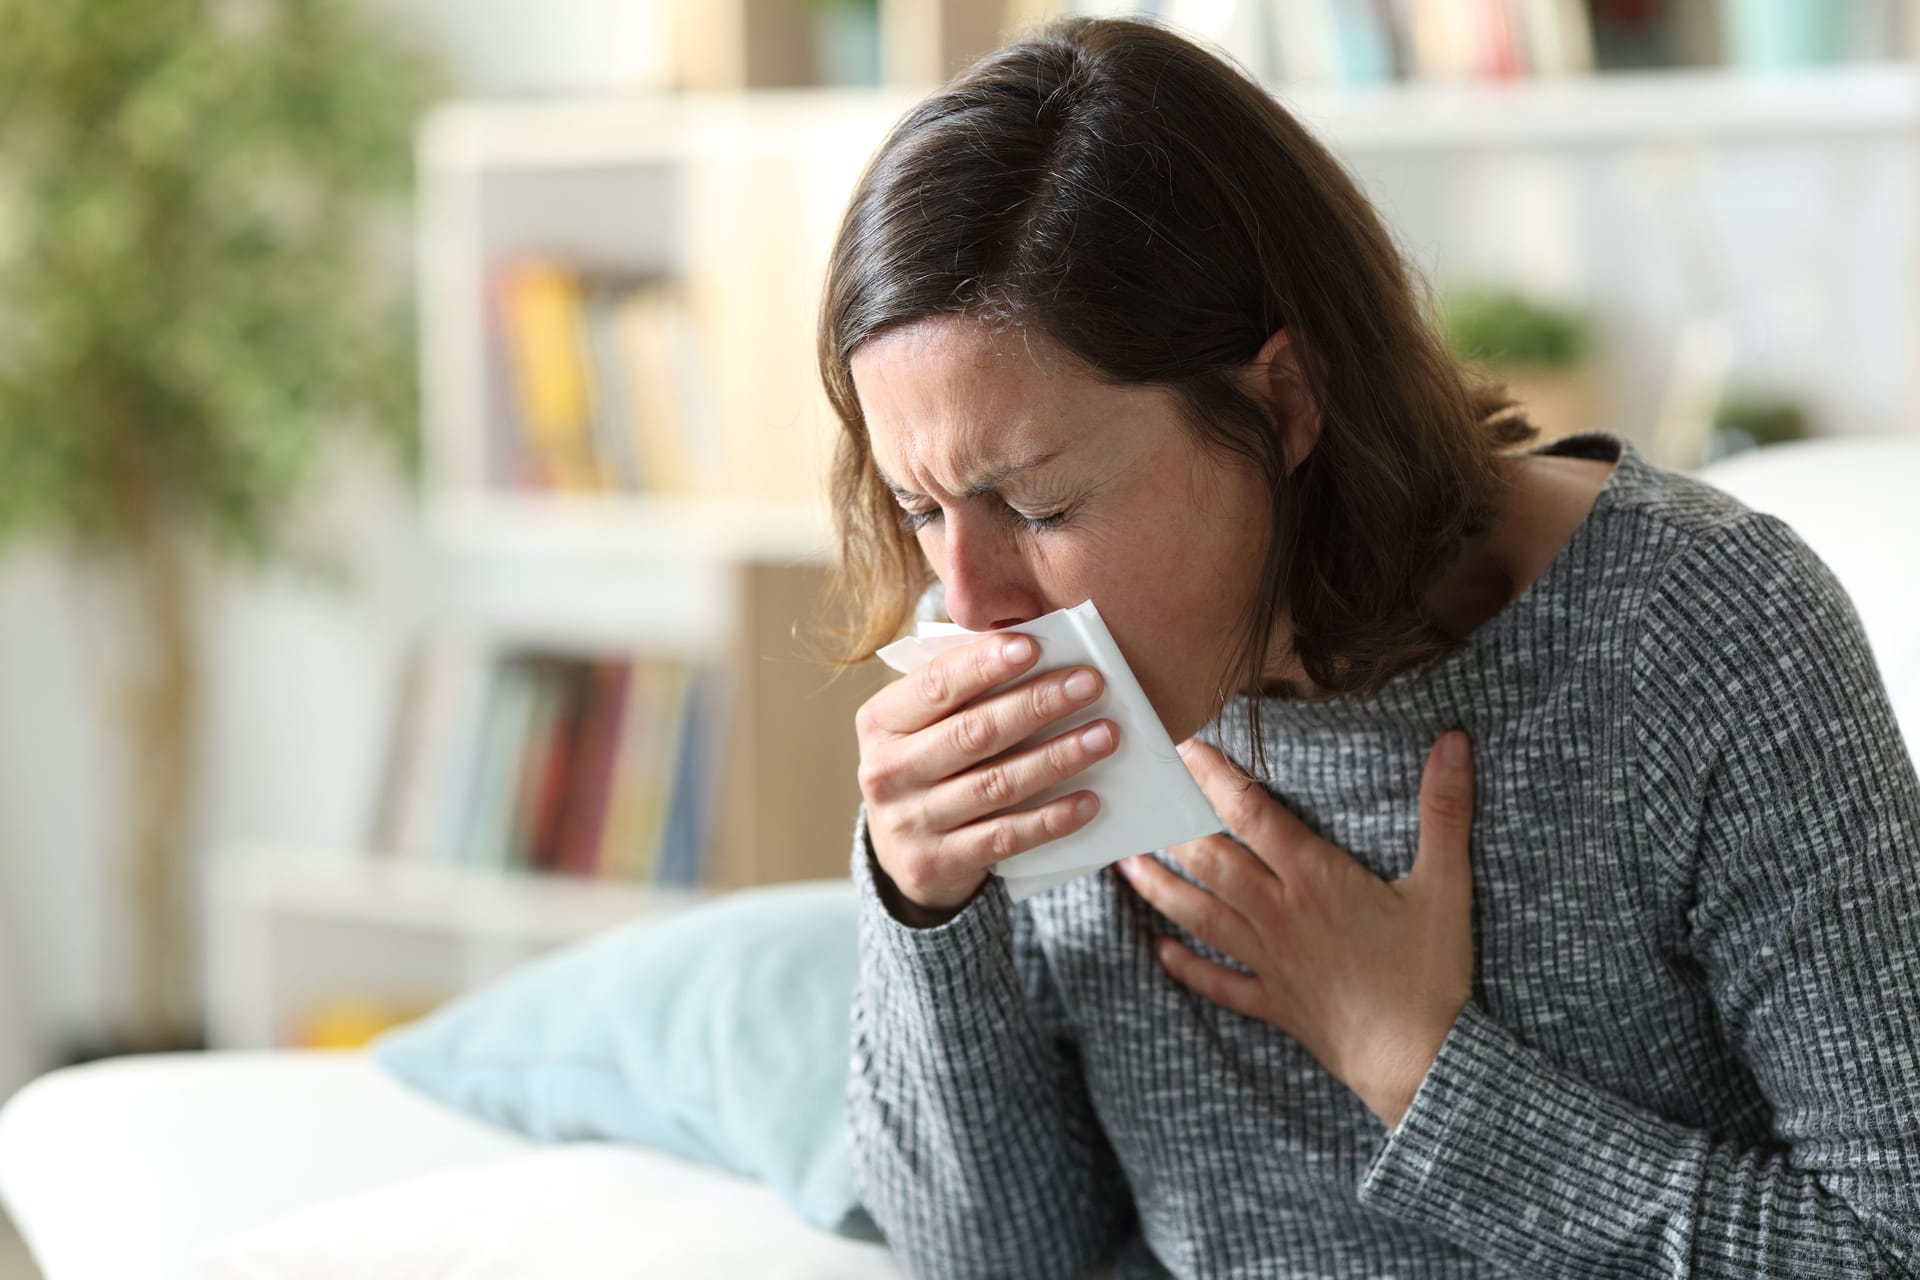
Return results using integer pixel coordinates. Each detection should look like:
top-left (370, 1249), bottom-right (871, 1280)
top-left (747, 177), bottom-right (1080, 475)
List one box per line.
top-left (369, 878), bottom-right (876, 1239)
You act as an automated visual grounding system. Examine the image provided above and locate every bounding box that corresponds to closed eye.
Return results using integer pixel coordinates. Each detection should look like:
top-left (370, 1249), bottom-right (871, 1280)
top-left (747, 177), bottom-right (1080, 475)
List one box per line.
top-left (896, 503), bottom-right (1071, 535)
top-left (1013, 508), bottom-right (1069, 533)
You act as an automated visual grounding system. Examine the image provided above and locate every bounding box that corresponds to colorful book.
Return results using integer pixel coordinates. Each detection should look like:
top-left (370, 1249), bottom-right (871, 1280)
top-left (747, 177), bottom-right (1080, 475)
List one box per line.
top-left (461, 657), bottom-right (543, 871)
top-left (496, 258), bottom-right (602, 492)
top-left (555, 659), bottom-right (633, 877)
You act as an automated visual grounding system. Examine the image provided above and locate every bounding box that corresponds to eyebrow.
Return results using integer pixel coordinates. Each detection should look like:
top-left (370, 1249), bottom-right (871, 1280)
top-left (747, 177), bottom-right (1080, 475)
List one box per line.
top-left (877, 449), bottom-right (1064, 502)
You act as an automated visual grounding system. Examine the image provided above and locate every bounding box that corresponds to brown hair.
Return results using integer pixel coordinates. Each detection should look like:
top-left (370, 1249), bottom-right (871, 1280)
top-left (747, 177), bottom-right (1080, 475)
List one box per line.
top-left (813, 15), bottom-right (1538, 774)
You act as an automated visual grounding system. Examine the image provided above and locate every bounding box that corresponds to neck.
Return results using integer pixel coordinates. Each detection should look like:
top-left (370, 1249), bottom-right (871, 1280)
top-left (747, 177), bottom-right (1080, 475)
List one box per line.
top-left (1254, 454), bottom-right (1527, 698)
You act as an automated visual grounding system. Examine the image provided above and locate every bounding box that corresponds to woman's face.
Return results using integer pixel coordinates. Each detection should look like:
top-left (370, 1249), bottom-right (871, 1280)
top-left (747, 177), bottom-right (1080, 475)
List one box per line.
top-left (850, 315), bottom-right (1275, 744)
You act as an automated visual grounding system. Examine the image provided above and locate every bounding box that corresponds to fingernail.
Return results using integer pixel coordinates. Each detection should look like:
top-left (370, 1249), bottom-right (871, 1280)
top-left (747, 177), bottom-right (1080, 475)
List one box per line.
top-left (1001, 636), bottom-right (1034, 663)
top-left (1079, 722), bottom-right (1113, 753)
top-left (1064, 669), bottom-right (1098, 701)
top-left (1441, 730), bottom-right (1469, 767)
top-left (1074, 793), bottom-right (1098, 821)
top-left (1175, 739), bottom-right (1196, 758)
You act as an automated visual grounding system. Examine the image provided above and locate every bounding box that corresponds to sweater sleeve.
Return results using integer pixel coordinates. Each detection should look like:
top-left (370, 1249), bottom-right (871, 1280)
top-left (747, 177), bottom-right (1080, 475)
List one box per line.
top-left (1357, 513), bottom-right (1920, 1276)
top-left (845, 803), bottom-right (1136, 1279)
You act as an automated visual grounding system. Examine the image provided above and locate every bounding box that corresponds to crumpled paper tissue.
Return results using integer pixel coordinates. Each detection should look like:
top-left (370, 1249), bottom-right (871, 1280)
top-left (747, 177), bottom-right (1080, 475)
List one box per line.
top-left (875, 599), bottom-right (1224, 901)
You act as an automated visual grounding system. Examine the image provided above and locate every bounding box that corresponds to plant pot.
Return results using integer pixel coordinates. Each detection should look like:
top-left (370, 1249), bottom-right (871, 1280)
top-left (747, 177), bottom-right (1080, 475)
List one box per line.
top-left (1718, 0), bottom-right (1844, 72)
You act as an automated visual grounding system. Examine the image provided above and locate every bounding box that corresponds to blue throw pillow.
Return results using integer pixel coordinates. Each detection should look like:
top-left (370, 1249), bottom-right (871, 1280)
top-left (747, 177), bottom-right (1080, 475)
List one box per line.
top-left (370, 878), bottom-right (877, 1240)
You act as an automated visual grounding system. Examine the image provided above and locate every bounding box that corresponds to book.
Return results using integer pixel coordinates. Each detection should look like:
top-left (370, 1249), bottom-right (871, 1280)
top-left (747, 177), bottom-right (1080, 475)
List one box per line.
top-left (369, 634), bottom-right (495, 864)
top-left (608, 660), bottom-right (695, 883)
top-left (1514, 0), bottom-right (1595, 77)
top-left (655, 668), bottom-right (726, 887)
top-left (554, 659), bottom-right (633, 877)
top-left (581, 278), bottom-right (645, 490)
top-left (495, 258), bottom-right (603, 492)
top-left (460, 656), bottom-right (544, 871)
top-left (612, 284), bottom-right (699, 495)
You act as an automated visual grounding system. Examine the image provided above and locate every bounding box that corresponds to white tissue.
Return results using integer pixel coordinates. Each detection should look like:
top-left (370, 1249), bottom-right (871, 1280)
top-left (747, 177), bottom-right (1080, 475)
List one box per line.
top-left (875, 599), bottom-right (1224, 902)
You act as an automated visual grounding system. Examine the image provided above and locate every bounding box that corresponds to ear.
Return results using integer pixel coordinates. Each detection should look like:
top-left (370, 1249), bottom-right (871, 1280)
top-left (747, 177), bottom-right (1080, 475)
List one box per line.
top-left (1242, 327), bottom-right (1322, 474)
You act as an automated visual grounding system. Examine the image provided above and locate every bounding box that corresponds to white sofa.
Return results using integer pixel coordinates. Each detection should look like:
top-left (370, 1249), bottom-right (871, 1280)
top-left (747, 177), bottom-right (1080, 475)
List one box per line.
top-left (1, 434), bottom-right (1916, 1279)
top-left (0, 1050), bottom-right (906, 1278)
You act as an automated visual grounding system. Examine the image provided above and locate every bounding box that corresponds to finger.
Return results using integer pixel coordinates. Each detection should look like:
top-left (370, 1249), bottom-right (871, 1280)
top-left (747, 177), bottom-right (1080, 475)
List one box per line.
top-left (921, 718), bottom-right (1119, 832)
top-left (1177, 739), bottom-right (1313, 877)
top-left (1150, 936), bottom-right (1267, 1022)
top-left (862, 632), bottom-right (1042, 737)
top-left (944, 789), bottom-right (1101, 868)
top-left (1409, 729), bottom-right (1475, 909)
top-left (1165, 833), bottom-right (1279, 896)
top-left (1115, 852), bottom-right (1260, 963)
top-left (907, 663), bottom-right (1106, 792)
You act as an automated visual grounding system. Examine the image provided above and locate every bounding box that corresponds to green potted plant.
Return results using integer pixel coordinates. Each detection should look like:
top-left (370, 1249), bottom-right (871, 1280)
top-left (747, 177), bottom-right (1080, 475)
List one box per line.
top-left (1442, 287), bottom-right (1604, 443)
top-left (1702, 391), bottom-right (1814, 465)
top-left (0, 0), bottom-right (442, 1054)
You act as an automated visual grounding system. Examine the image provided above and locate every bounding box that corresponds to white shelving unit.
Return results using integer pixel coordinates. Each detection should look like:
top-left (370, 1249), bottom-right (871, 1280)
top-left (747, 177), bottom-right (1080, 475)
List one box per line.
top-left (1281, 62), bottom-right (1920, 149)
top-left (204, 845), bottom-right (708, 1050)
top-left (203, 90), bottom-right (902, 1051)
top-left (202, 56), bottom-right (1920, 1050)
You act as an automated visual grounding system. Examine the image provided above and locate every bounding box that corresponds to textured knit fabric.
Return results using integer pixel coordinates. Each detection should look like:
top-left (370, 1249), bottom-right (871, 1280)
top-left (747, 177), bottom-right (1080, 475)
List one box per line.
top-left (845, 430), bottom-right (1920, 1279)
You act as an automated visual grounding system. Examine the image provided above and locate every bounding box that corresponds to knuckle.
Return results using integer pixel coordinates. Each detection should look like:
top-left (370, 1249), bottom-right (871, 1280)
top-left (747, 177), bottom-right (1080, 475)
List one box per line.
top-left (948, 707), bottom-right (992, 759)
top-left (1426, 787), bottom-right (1474, 824)
top-left (1221, 779), bottom-right (1260, 826)
top-left (874, 806), bottom-right (912, 848)
top-left (916, 661), bottom-right (951, 708)
top-left (973, 641), bottom-right (1002, 689)
top-left (894, 854), bottom-right (933, 898)
top-left (976, 762), bottom-right (1014, 809)
top-left (1025, 679), bottom-right (1060, 723)
top-left (855, 757), bottom-right (892, 800)
top-left (987, 821), bottom-right (1020, 862)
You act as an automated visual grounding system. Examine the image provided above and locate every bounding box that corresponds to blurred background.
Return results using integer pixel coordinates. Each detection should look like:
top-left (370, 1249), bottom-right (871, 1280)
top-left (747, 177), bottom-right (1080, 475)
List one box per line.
top-left (1, 0), bottom-right (1918, 1266)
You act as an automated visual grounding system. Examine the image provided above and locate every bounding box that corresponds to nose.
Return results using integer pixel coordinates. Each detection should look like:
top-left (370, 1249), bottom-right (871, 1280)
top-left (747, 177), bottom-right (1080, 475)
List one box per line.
top-left (938, 509), bottom-right (1044, 632)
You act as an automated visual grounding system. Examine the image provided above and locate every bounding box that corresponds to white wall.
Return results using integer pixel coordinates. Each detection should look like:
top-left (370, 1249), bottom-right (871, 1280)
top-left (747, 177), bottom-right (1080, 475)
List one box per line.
top-left (0, 447), bottom-right (423, 1088)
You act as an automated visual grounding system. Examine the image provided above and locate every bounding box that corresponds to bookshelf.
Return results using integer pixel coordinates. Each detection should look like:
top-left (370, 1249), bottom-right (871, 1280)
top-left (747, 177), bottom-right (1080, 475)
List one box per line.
top-left (202, 4), bottom-right (1920, 1049)
top-left (203, 90), bottom-right (916, 1052)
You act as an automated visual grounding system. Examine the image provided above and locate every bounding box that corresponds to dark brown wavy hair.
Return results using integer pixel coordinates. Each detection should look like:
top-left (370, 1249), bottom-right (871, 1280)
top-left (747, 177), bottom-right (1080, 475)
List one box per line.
top-left (813, 15), bottom-right (1539, 773)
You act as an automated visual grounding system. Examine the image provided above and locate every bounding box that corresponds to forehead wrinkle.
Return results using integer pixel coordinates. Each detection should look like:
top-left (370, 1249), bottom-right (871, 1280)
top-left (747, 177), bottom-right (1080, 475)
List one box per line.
top-left (879, 446), bottom-right (1065, 502)
top-left (856, 319), bottom-right (1089, 502)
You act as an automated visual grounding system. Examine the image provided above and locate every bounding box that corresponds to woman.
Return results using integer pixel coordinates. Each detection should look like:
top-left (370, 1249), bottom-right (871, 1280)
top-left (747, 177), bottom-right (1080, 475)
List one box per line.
top-left (816, 16), bottom-right (1920, 1278)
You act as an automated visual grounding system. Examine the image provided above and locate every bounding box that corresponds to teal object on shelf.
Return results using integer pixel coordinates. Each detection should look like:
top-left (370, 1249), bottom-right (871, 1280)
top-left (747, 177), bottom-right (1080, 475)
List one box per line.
top-left (1719, 0), bottom-right (1845, 71)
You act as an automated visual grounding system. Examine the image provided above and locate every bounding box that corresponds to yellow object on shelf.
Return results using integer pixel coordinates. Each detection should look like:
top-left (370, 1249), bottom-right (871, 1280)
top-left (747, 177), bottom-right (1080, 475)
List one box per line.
top-left (287, 996), bottom-right (443, 1050)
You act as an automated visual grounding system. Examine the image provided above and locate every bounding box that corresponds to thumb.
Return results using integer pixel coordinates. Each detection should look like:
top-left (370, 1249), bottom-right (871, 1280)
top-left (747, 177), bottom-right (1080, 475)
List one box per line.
top-left (1411, 729), bottom-right (1475, 910)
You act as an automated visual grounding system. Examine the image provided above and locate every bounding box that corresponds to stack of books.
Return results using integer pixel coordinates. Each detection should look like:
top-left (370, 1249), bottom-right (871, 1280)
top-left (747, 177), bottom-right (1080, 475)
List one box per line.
top-left (485, 256), bottom-right (722, 495)
top-left (1072, 1), bottom-right (1898, 88)
top-left (373, 641), bottom-right (729, 886)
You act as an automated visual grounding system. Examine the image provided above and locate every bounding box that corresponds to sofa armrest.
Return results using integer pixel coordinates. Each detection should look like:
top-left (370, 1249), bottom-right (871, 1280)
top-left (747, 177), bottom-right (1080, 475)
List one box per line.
top-left (0, 1049), bottom-right (529, 1280)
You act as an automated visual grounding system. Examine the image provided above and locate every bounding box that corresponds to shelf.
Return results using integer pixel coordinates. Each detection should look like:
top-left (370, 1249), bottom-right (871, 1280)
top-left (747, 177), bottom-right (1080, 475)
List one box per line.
top-left (1279, 63), bottom-right (1920, 151)
top-left (419, 88), bottom-right (925, 172)
top-left (207, 847), bottom-right (710, 947)
top-left (426, 491), bottom-right (837, 565)
top-left (419, 65), bottom-right (1920, 176)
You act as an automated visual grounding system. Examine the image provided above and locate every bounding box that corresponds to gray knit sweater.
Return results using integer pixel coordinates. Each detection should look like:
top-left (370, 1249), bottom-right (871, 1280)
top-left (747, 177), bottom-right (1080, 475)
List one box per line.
top-left (846, 430), bottom-right (1920, 1278)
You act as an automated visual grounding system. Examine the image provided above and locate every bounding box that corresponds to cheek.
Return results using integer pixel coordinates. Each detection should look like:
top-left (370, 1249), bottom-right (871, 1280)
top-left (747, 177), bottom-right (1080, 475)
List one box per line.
top-left (1096, 504), bottom-right (1265, 735)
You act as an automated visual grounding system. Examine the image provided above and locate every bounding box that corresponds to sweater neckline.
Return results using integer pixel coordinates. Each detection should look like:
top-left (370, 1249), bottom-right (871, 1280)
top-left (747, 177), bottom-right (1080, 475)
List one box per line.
top-left (1255, 429), bottom-right (1637, 717)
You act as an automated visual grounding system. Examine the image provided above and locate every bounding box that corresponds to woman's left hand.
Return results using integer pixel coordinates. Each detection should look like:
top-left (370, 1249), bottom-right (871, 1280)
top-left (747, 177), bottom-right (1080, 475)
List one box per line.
top-left (1114, 732), bottom-right (1477, 1130)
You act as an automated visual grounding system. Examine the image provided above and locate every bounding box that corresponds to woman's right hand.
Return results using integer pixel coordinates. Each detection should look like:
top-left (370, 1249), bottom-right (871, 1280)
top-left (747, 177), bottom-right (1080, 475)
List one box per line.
top-left (856, 631), bottom-right (1119, 926)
